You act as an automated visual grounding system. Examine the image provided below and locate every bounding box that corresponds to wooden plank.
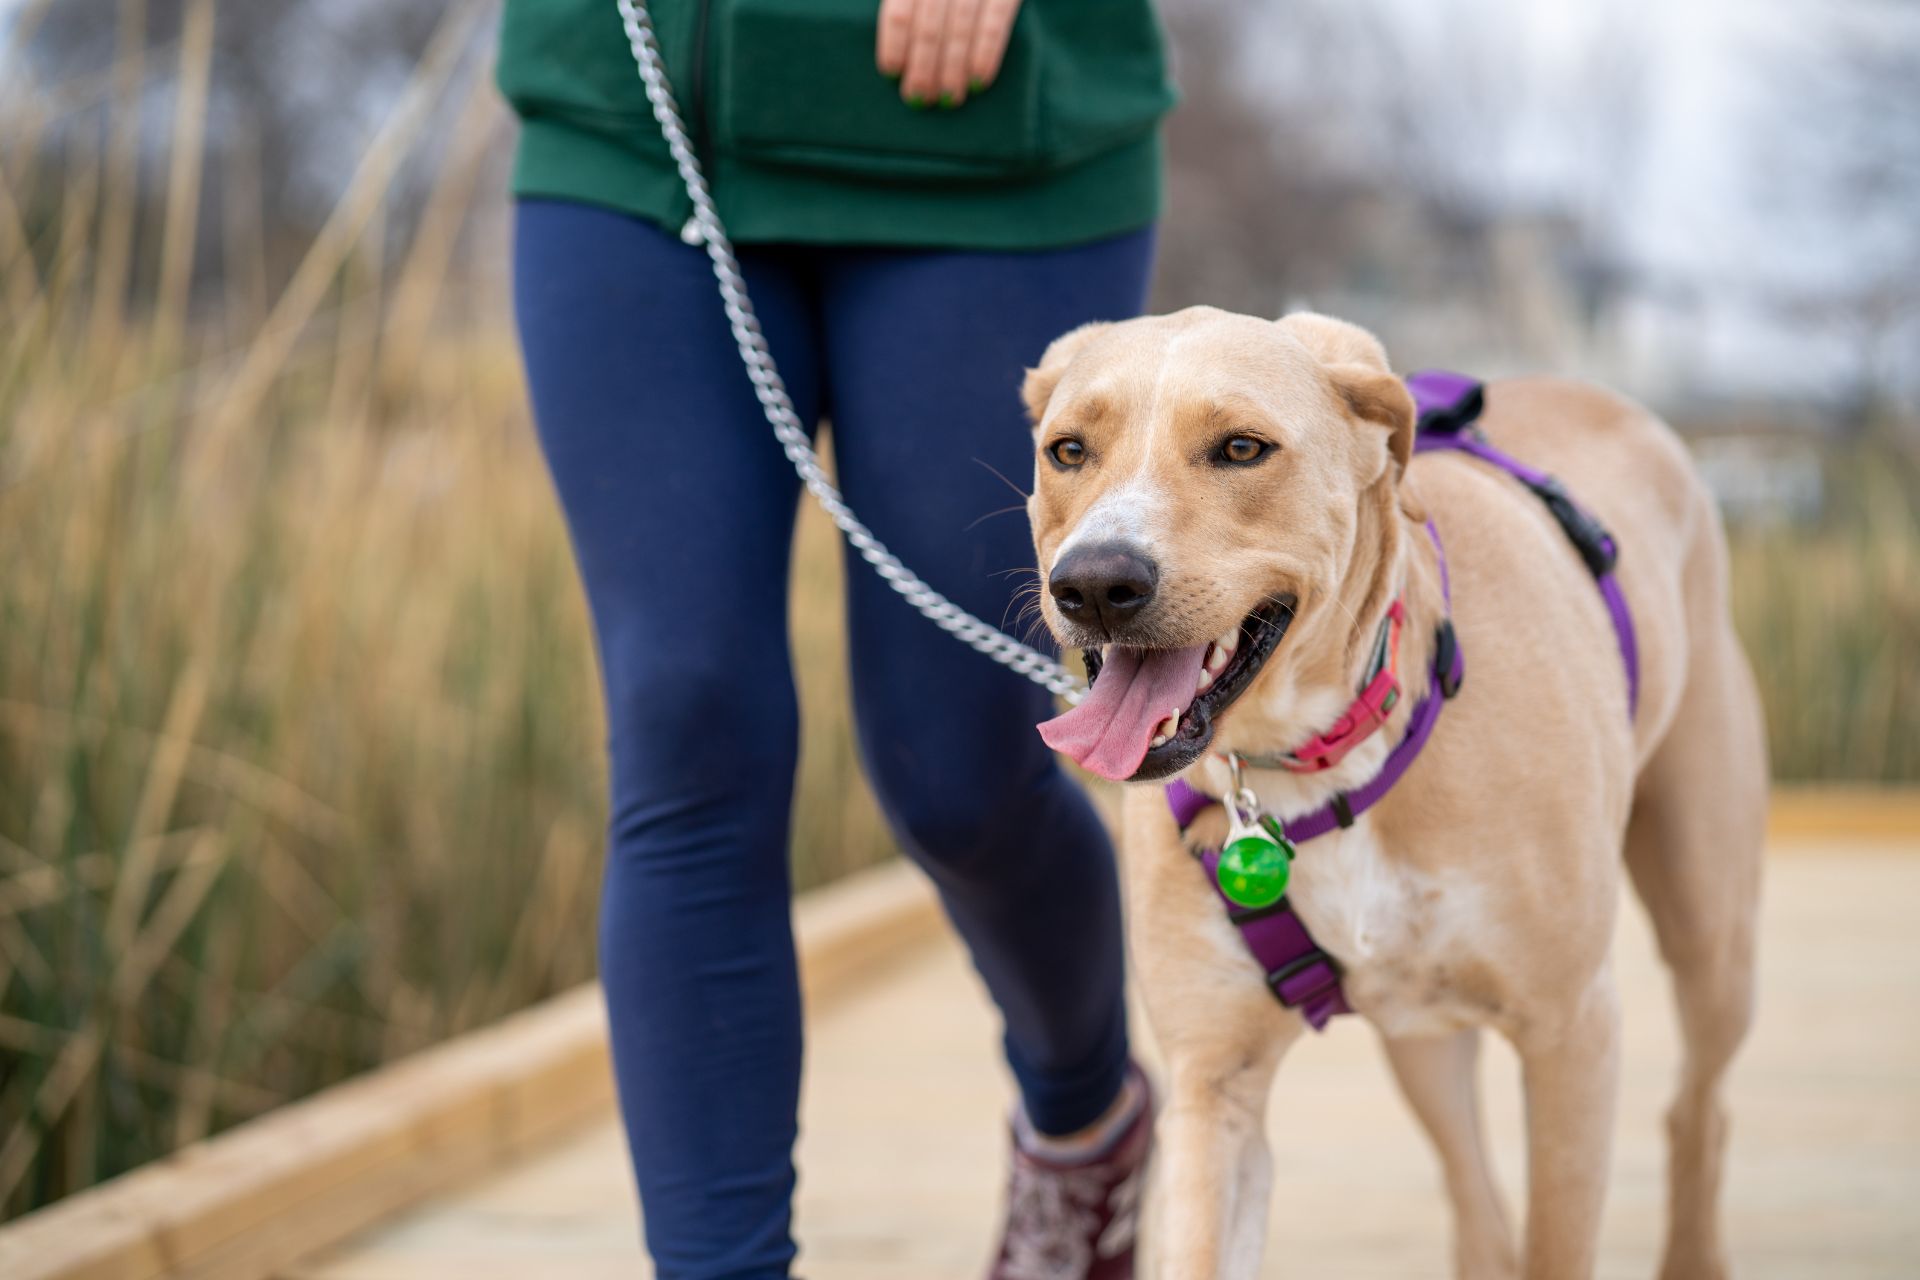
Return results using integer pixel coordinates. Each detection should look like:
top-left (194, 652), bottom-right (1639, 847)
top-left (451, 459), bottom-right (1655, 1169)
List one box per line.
top-left (302, 847), bottom-right (1920, 1280)
top-left (0, 862), bottom-right (937, 1280)
top-left (0, 1207), bottom-right (169, 1280)
top-left (1768, 786), bottom-right (1920, 844)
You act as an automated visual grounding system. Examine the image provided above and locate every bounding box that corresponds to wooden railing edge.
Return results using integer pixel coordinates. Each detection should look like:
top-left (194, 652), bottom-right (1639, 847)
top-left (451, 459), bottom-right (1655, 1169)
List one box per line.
top-left (1767, 785), bottom-right (1920, 843)
top-left (0, 858), bottom-right (941, 1280)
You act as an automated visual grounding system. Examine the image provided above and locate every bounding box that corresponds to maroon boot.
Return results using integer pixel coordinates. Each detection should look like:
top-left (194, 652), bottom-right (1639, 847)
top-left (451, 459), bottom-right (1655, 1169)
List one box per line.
top-left (987, 1068), bottom-right (1154, 1280)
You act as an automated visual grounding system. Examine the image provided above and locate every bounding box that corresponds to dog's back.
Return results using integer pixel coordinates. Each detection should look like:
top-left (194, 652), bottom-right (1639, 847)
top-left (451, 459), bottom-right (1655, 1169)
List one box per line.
top-left (1432, 375), bottom-right (1748, 771)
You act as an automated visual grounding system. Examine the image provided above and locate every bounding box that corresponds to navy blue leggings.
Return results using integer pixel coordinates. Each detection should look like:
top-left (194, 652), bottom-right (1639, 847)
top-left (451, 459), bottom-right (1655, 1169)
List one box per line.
top-left (512, 199), bottom-right (1154, 1280)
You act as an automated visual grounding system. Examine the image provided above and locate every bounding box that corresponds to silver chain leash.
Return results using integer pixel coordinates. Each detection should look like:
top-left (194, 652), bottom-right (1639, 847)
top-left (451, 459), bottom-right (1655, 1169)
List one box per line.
top-left (614, 0), bottom-right (1085, 703)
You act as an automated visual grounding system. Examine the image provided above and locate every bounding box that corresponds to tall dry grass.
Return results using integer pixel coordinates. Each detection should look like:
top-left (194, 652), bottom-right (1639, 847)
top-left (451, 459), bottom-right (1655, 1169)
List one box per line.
top-left (1, 0), bottom-right (1915, 1223)
top-left (1727, 448), bottom-right (1920, 782)
top-left (0, 12), bottom-right (892, 1217)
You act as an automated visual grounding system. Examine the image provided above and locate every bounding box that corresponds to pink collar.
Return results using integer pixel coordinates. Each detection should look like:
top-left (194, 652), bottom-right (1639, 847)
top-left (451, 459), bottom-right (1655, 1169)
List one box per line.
top-left (1269, 599), bottom-right (1407, 774)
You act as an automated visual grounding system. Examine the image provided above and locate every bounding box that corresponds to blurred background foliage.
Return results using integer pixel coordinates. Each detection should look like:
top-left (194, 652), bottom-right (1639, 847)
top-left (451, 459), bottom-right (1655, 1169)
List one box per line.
top-left (1, 0), bottom-right (1915, 1218)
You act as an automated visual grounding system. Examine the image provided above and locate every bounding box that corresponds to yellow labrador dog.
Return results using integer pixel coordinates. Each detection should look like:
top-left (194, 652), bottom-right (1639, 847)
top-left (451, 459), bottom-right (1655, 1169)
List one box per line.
top-left (1023, 309), bottom-right (1765, 1279)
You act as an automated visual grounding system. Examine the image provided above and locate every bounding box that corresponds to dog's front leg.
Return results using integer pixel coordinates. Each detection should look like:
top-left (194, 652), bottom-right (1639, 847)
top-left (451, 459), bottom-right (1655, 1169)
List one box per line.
top-left (1513, 968), bottom-right (1622, 1280)
top-left (1119, 789), bottom-right (1297, 1279)
top-left (1382, 1030), bottom-right (1518, 1278)
top-left (1156, 1034), bottom-right (1293, 1279)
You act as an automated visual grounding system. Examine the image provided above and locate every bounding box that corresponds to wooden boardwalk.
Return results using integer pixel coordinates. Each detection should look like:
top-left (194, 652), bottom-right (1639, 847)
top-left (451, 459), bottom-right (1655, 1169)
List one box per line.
top-left (293, 842), bottom-right (1920, 1280)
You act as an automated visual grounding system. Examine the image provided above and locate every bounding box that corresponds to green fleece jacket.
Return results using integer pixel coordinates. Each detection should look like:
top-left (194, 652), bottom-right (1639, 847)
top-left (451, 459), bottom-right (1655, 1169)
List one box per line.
top-left (496, 0), bottom-right (1176, 248)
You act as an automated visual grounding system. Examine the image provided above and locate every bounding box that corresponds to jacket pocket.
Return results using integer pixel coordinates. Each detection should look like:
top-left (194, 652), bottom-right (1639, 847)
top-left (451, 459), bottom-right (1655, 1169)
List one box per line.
top-left (714, 0), bottom-right (1048, 182)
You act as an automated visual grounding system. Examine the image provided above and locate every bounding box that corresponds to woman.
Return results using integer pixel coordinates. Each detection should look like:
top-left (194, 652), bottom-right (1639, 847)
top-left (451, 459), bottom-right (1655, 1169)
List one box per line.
top-left (497, 1), bottom-right (1174, 1274)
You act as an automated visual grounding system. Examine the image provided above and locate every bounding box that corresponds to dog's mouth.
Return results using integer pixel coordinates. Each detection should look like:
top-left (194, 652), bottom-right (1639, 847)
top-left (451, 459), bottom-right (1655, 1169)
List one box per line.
top-left (1037, 597), bottom-right (1295, 783)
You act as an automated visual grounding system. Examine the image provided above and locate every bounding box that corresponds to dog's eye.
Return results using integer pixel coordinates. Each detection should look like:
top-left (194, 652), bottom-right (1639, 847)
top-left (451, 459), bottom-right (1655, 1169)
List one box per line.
top-left (1049, 438), bottom-right (1087, 468)
top-left (1218, 436), bottom-right (1268, 465)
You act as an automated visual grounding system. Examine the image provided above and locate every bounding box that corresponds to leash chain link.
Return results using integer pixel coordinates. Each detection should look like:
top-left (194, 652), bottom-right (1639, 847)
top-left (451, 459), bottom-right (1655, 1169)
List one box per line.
top-left (614, 0), bottom-right (1086, 704)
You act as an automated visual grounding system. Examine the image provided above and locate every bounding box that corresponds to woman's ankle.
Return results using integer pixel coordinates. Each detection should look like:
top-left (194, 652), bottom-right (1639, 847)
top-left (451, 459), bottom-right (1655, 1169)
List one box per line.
top-left (1015, 1066), bottom-right (1148, 1164)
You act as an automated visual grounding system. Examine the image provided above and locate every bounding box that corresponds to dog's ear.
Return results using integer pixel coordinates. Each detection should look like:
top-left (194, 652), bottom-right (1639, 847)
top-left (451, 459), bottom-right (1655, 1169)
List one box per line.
top-left (1022, 322), bottom-right (1112, 427)
top-left (1277, 312), bottom-right (1415, 476)
top-left (1332, 364), bottom-right (1417, 476)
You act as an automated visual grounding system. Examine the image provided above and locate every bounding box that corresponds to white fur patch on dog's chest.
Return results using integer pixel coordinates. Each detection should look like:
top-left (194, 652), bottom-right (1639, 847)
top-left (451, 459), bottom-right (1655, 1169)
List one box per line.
top-left (1284, 820), bottom-right (1502, 1038)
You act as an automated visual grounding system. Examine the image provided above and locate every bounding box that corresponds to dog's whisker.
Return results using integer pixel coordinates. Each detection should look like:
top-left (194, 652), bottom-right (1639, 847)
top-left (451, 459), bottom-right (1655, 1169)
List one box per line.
top-left (1313, 592), bottom-right (1362, 639)
top-left (1003, 589), bottom-right (1045, 634)
top-left (971, 456), bottom-right (1031, 502)
top-left (1018, 611), bottom-right (1057, 650)
top-left (1003, 578), bottom-right (1051, 635)
top-left (965, 503), bottom-right (1029, 532)
top-left (1245, 607), bottom-right (1296, 640)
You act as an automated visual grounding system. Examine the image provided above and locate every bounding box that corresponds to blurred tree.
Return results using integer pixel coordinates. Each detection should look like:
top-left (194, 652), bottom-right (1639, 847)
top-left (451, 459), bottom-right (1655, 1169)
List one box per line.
top-left (7, 0), bottom-right (501, 309)
top-left (1751, 0), bottom-right (1920, 435)
top-left (1153, 0), bottom-right (1372, 316)
top-left (1154, 0), bottom-right (1637, 372)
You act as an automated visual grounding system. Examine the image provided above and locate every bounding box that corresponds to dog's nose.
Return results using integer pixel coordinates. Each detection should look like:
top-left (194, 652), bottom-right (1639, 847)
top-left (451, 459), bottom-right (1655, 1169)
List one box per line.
top-left (1049, 542), bottom-right (1159, 635)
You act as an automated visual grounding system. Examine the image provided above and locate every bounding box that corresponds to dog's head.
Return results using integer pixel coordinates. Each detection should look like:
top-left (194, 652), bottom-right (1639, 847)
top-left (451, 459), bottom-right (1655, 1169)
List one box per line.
top-left (1027, 308), bottom-right (1415, 782)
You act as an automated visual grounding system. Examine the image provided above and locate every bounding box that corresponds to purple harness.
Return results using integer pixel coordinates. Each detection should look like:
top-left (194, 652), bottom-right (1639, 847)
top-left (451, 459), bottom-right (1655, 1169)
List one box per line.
top-left (1165, 372), bottom-right (1640, 1030)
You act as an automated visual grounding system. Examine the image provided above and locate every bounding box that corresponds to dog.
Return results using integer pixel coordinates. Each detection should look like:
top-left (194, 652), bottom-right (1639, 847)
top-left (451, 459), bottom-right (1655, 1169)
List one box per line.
top-left (1023, 308), bottom-right (1765, 1279)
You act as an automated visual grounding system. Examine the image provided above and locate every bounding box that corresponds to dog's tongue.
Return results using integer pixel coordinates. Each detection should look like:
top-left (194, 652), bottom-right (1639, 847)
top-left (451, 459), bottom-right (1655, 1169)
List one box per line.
top-left (1038, 645), bottom-right (1208, 781)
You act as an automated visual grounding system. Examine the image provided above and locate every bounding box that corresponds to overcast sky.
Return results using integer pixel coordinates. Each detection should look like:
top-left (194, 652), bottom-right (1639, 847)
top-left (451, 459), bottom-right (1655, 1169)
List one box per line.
top-left (3, 0), bottom-right (1911, 401)
top-left (1230, 0), bottom-right (1914, 399)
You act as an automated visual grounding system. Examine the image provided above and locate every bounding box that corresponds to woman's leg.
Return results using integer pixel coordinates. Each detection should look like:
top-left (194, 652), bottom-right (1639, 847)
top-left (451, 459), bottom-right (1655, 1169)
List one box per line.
top-left (513, 199), bottom-right (822, 1280)
top-left (819, 228), bottom-right (1157, 1135)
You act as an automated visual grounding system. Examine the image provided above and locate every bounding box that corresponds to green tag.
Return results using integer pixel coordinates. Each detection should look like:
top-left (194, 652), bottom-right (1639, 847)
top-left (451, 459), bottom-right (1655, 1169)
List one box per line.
top-left (1216, 831), bottom-right (1292, 908)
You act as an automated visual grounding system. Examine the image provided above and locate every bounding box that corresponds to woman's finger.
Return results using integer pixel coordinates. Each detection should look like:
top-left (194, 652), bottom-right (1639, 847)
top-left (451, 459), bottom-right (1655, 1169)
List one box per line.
top-left (966, 0), bottom-right (1021, 89)
top-left (876, 0), bottom-right (915, 80)
top-left (934, 0), bottom-right (984, 105)
top-left (899, 0), bottom-right (948, 105)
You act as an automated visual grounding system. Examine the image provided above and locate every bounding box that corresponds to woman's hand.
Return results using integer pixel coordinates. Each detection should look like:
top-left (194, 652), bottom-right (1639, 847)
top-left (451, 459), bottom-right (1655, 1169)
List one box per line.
top-left (876, 0), bottom-right (1022, 109)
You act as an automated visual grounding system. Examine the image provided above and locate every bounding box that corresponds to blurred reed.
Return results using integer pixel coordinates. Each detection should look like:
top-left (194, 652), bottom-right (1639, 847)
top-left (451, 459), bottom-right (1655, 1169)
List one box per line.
top-left (0, 7), bottom-right (892, 1217)
top-left (1727, 447), bottom-right (1920, 783)
top-left (0, 0), bottom-right (1913, 1223)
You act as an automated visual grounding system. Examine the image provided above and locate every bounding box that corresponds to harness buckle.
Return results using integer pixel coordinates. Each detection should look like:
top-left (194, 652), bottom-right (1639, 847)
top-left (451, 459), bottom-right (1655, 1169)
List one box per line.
top-left (1330, 793), bottom-right (1356, 829)
top-left (1411, 376), bottom-right (1486, 436)
top-left (1268, 948), bottom-right (1343, 1008)
top-left (1434, 620), bottom-right (1463, 699)
top-left (1527, 477), bottom-right (1619, 578)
